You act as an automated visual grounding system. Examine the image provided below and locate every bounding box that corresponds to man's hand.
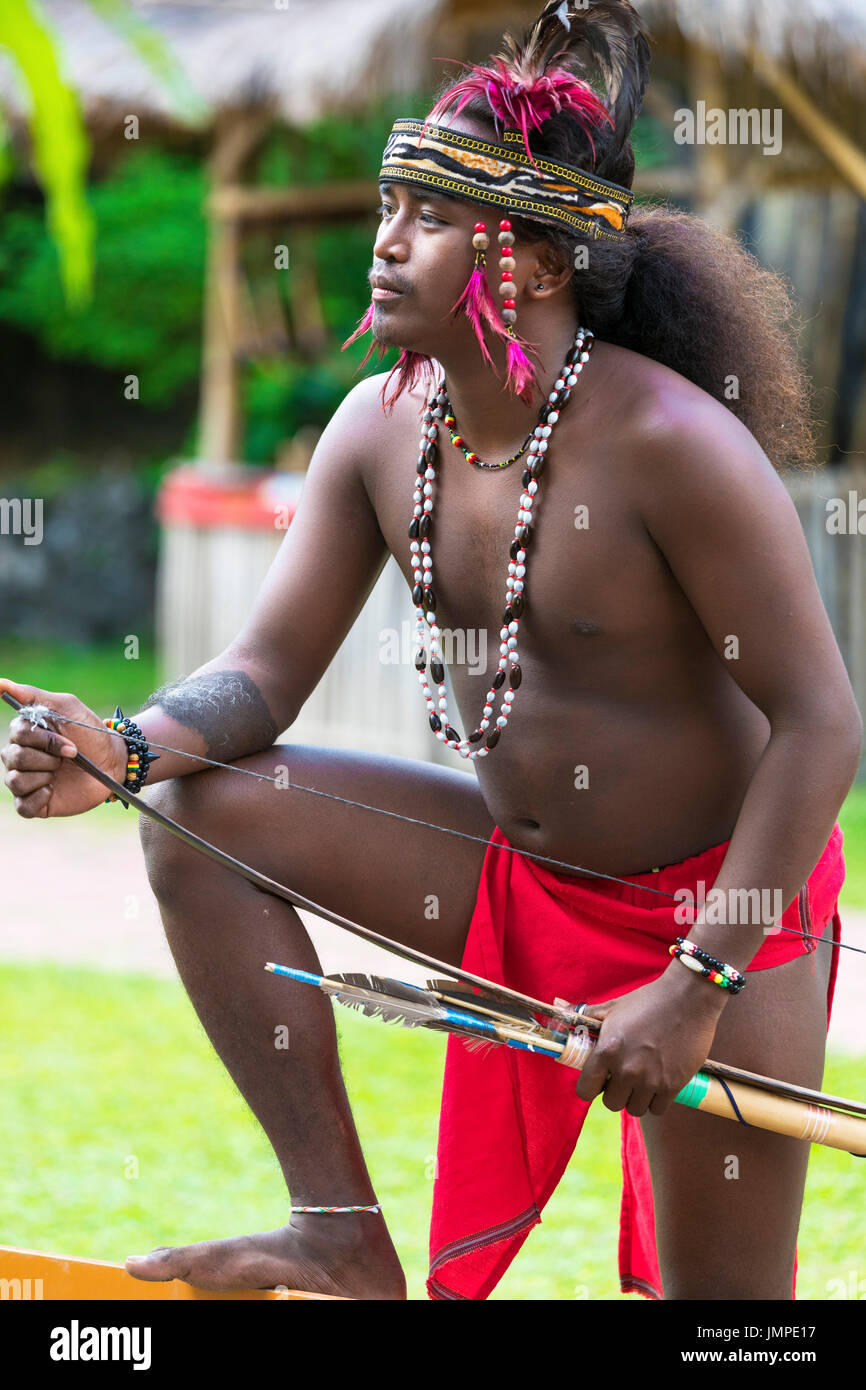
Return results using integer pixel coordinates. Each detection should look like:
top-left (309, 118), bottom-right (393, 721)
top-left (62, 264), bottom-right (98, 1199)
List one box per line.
top-left (0, 680), bottom-right (127, 819)
top-left (574, 968), bottom-right (727, 1117)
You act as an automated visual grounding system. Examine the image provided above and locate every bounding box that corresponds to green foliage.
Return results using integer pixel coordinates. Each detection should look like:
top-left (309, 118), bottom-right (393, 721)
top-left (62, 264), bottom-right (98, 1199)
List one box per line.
top-left (243, 357), bottom-right (359, 465)
top-left (0, 146), bottom-right (207, 405)
top-left (0, 0), bottom-right (94, 306)
top-left (0, 636), bottom-right (158, 714)
top-left (0, 95), bottom-right (425, 447)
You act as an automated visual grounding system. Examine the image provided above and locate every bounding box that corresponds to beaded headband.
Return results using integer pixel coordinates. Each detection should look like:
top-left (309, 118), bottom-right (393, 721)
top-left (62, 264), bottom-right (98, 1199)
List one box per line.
top-left (378, 117), bottom-right (634, 241)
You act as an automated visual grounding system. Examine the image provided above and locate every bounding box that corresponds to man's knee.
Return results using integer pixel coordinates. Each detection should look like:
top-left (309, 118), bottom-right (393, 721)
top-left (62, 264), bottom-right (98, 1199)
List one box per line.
top-left (137, 779), bottom-right (208, 900)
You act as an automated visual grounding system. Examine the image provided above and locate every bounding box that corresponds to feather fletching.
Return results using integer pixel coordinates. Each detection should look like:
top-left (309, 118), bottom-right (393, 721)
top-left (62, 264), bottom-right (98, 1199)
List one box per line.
top-left (425, 979), bottom-right (544, 1029)
top-left (325, 972), bottom-right (561, 1052)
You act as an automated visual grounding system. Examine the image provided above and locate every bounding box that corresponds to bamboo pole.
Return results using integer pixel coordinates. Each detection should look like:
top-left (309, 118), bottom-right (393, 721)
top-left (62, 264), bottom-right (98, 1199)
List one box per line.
top-left (197, 107), bottom-right (275, 469)
top-left (746, 43), bottom-right (866, 200)
top-left (555, 1028), bottom-right (866, 1157)
top-left (209, 178), bottom-right (379, 223)
top-left (684, 1075), bottom-right (866, 1155)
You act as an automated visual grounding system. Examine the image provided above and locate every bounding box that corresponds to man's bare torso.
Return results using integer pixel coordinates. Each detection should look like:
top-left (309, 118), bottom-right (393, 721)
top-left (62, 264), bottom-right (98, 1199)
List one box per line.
top-left (358, 339), bottom-right (770, 875)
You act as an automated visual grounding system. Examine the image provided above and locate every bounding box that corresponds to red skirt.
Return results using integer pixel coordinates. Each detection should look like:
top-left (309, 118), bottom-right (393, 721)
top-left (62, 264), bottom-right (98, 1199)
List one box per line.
top-left (427, 823), bottom-right (845, 1300)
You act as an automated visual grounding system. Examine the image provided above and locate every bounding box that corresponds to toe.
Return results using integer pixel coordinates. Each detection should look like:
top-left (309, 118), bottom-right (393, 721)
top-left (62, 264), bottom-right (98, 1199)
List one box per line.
top-left (125, 1246), bottom-right (189, 1282)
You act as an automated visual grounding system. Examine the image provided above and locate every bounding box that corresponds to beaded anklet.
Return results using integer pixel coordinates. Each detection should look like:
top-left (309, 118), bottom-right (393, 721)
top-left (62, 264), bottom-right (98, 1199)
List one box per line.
top-left (669, 937), bottom-right (746, 993)
top-left (289, 1204), bottom-right (381, 1214)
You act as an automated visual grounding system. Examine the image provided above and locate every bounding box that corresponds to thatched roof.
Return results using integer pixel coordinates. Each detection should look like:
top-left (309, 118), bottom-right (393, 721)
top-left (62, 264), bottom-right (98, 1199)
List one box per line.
top-left (635, 0), bottom-right (866, 87)
top-left (0, 0), bottom-right (863, 134)
top-left (0, 0), bottom-right (443, 130)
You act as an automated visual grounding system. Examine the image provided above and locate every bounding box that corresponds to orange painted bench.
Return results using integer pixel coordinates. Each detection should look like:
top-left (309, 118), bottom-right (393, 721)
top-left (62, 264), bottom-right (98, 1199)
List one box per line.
top-left (0, 1246), bottom-right (345, 1300)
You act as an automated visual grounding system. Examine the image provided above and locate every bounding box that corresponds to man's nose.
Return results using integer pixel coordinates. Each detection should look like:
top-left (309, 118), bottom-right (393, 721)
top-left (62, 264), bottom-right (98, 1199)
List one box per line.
top-left (373, 220), bottom-right (410, 264)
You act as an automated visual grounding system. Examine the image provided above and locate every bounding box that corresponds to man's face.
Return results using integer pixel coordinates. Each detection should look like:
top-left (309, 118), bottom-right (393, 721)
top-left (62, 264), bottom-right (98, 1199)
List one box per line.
top-left (370, 177), bottom-right (486, 357)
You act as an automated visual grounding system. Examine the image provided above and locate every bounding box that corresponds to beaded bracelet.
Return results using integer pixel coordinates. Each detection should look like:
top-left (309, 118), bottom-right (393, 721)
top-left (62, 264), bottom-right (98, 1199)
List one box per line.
top-left (102, 706), bottom-right (159, 803)
top-left (676, 938), bottom-right (739, 978)
top-left (669, 937), bottom-right (746, 993)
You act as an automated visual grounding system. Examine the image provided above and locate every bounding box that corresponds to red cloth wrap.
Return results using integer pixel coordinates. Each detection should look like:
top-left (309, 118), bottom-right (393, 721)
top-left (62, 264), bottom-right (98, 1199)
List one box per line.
top-left (427, 823), bottom-right (845, 1301)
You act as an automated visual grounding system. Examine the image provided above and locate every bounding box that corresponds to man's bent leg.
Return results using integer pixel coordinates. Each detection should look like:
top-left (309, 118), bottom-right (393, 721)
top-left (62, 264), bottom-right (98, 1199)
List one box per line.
top-left (639, 924), bottom-right (834, 1300)
top-left (130, 743), bottom-right (496, 1298)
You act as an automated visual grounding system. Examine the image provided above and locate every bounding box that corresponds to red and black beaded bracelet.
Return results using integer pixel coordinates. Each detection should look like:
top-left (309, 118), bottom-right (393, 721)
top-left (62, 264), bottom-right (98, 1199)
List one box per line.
top-left (102, 706), bottom-right (159, 803)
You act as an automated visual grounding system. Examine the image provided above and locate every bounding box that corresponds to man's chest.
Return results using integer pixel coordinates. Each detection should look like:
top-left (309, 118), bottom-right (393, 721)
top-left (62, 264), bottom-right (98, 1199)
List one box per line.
top-left (367, 429), bottom-right (681, 667)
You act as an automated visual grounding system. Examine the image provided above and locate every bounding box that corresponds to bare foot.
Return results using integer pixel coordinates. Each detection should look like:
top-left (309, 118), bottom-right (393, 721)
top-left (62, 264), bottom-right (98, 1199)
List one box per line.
top-left (124, 1215), bottom-right (406, 1300)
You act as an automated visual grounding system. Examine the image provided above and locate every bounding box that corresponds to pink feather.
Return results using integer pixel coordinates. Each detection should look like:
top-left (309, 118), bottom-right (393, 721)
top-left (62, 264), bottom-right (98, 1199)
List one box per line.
top-left (503, 334), bottom-right (539, 405)
top-left (342, 305), bottom-right (435, 412)
top-left (341, 301), bottom-right (387, 371)
top-left (450, 265), bottom-right (501, 369)
top-left (426, 59), bottom-right (613, 168)
top-left (380, 350), bottom-right (435, 415)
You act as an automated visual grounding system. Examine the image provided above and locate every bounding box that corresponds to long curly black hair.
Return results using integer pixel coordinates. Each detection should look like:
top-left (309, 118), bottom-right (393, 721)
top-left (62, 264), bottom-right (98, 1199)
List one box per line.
top-left (429, 0), bottom-right (817, 471)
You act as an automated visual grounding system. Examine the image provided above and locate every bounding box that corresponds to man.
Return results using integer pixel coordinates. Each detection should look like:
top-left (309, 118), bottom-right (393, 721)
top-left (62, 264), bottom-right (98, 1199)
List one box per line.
top-left (2, 1), bottom-right (861, 1300)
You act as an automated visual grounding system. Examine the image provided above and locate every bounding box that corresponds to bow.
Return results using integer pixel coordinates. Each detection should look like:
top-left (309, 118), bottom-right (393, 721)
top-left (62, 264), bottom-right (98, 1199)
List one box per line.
top-left (3, 690), bottom-right (865, 1125)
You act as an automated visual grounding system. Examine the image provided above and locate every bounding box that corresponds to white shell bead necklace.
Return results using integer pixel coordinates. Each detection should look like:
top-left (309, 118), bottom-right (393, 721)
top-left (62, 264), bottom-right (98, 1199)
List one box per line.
top-left (408, 327), bottom-right (595, 760)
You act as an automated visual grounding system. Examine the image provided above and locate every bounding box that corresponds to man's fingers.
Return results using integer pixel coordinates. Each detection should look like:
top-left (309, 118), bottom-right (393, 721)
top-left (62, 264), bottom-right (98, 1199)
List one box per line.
top-left (600, 1075), bottom-right (635, 1113)
top-left (2, 742), bottom-right (64, 773)
top-left (7, 770), bottom-right (56, 796)
top-left (0, 679), bottom-right (44, 706)
top-left (648, 1091), bottom-right (675, 1117)
top-left (574, 1049), bottom-right (613, 1103)
top-left (13, 786), bottom-right (52, 819)
top-left (582, 996), bottom-right (623, 1022)
top-left (624, 1085), bottom-right (658, 1118)
top-left (6, 720), bottom-right (77, 758)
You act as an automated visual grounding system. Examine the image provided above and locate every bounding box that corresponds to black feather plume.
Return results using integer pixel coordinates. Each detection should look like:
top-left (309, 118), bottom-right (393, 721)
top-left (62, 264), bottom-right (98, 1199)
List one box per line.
top-left (500, 0), bottom-right (652, 156)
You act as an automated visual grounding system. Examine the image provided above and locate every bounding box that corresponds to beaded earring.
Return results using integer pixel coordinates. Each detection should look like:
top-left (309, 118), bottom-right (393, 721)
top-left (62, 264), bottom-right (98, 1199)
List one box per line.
top-left (495, 215), bottom-right (540, 404)
top-left (451, 213), bottom-right (540, 404)
top-left (450, 220), bottom-right (501, 368)
top-left (497, 219), bottom-right (517, 327)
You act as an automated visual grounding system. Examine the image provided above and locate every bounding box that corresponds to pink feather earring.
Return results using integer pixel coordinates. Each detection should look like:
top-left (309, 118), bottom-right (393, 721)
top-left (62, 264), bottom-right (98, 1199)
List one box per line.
top-left (449, 220), bottom-right (501, 370)
top-left (495, 215), bottom-right (541, 405)
top-left (449, 215), bottom-right (540, 404)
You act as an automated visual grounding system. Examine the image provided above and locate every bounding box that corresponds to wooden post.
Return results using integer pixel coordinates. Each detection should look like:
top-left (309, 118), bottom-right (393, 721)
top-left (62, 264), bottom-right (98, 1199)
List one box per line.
top-left (686, 42), bottom-right (750, 234)
top-left (197, 107), bottom-right (275, 471)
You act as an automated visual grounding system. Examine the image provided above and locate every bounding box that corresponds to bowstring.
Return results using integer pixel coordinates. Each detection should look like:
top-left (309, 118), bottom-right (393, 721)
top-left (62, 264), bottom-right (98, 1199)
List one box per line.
top-left (18, 703), bottom-right (864, 957)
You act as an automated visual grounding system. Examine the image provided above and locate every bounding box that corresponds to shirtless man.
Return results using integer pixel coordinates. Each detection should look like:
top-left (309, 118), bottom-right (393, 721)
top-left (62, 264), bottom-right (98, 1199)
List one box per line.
top-left (2, 1), bottom-right (861, 1301)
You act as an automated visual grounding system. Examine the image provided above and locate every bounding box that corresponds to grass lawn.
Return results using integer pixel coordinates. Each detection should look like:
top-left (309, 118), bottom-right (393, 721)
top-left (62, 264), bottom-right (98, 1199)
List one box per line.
top-left (838, 783), bottom-right (866, 907)
top-left (0, 637), bottom-right (158, 722)
top-left (0, 962), bottom-right (863, 1301)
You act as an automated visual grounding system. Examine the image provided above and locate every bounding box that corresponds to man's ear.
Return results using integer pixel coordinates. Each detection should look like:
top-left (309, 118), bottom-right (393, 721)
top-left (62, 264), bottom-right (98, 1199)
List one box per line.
top-left (528, 244), bottom-right (574, 297)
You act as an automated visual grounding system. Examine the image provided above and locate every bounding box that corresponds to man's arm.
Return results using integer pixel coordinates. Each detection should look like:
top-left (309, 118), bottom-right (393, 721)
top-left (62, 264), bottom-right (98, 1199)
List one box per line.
top-left (632, 382), bottom-right (862, 974)
top-left (573, 375), bottom-right (861, 1116)
top-left (133, 374), bottom-right (391, 779)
